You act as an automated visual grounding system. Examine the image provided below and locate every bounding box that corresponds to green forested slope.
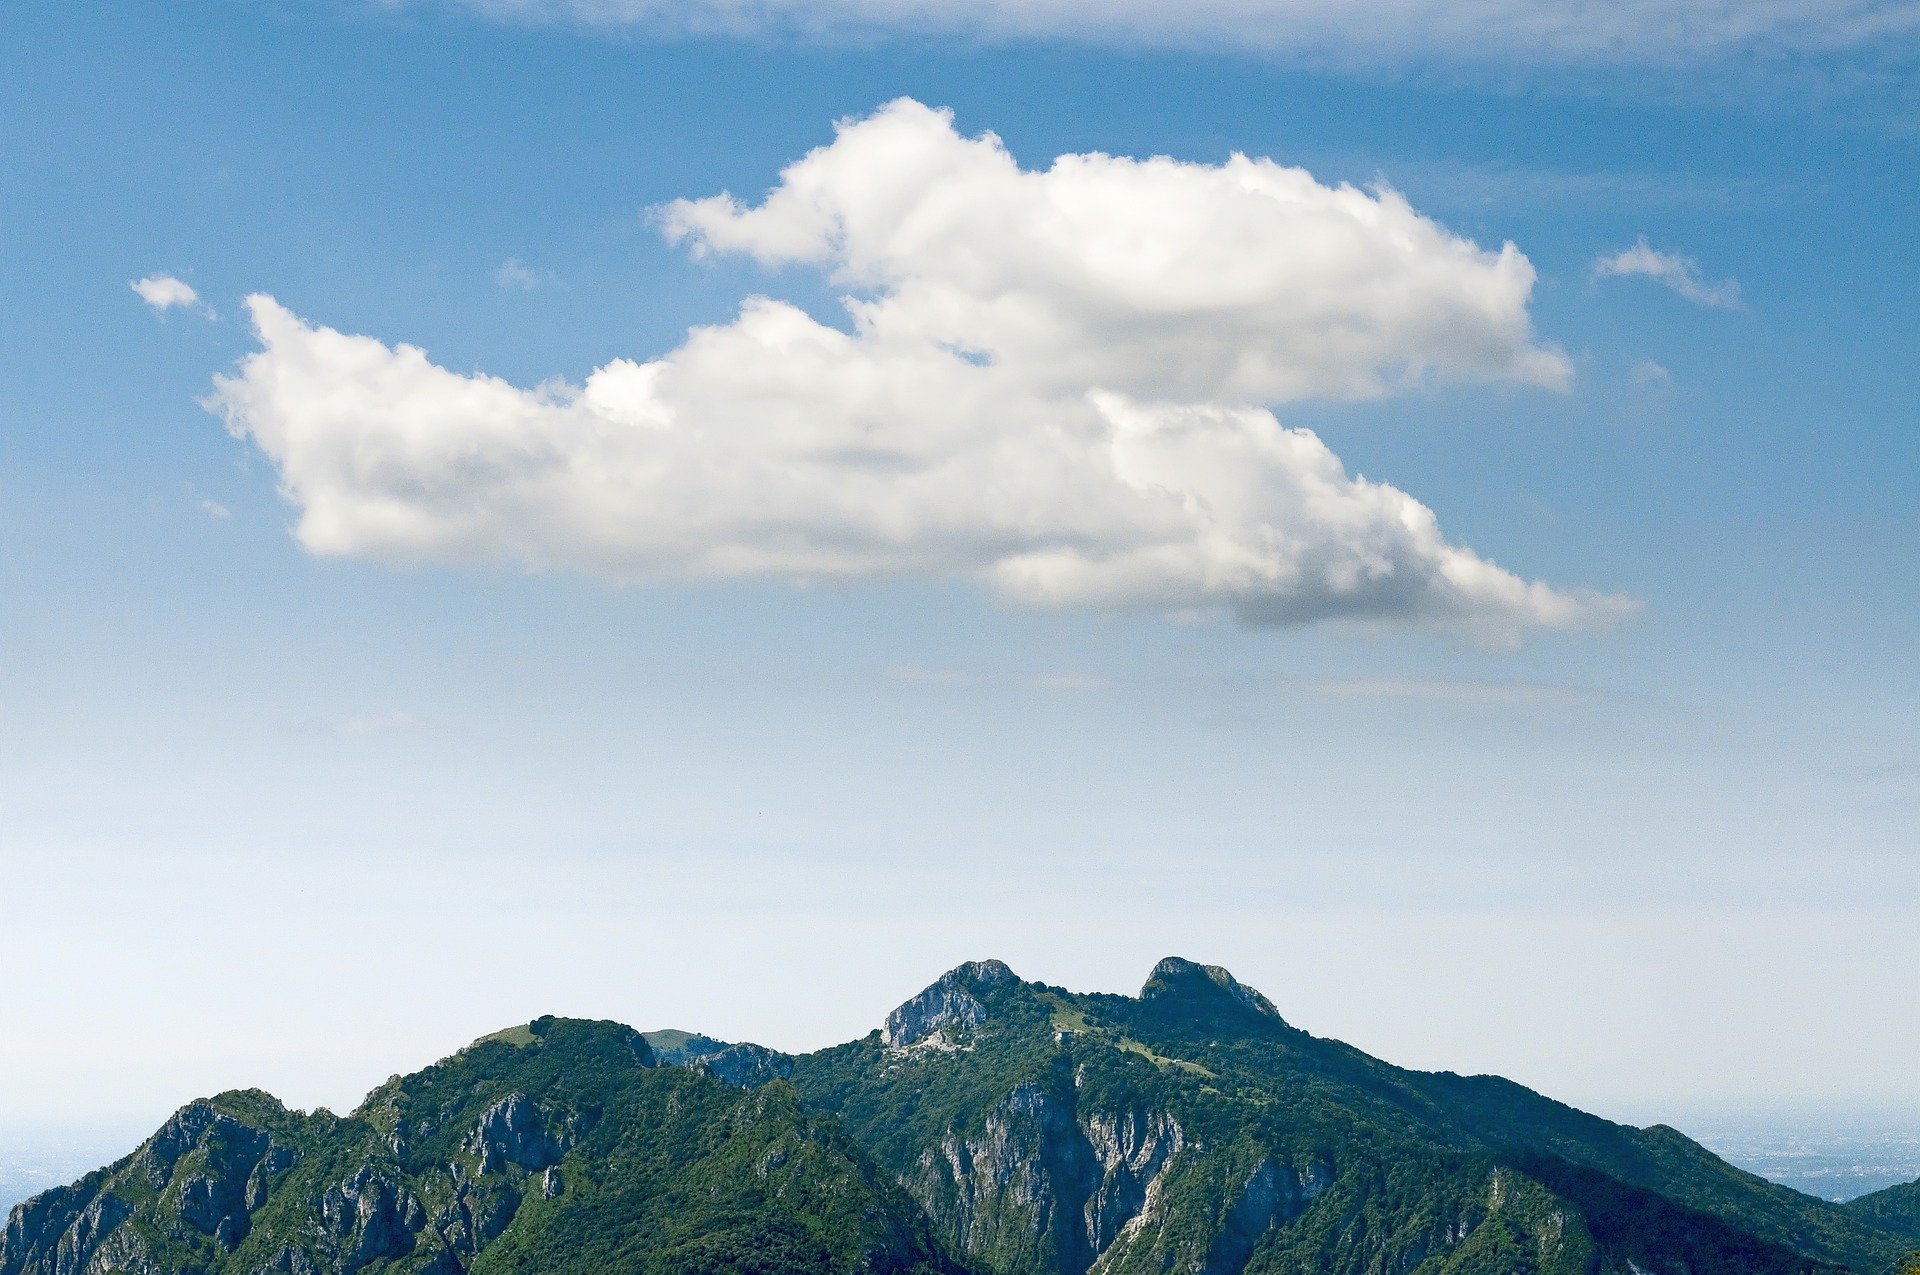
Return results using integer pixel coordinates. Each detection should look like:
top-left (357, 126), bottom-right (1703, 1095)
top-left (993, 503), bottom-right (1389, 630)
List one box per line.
top-left (0, 1017), bottom-right (954, 1275)
top-left (787, 958), bottom-right (1908, 1275)
top-left (1851, 1179), bottom-right (1920, 1241)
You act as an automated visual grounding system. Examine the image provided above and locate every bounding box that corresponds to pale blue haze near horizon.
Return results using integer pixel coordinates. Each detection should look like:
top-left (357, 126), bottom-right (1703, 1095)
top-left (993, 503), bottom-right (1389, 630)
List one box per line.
top-left (0, 0), bottom-right (1915, 1155)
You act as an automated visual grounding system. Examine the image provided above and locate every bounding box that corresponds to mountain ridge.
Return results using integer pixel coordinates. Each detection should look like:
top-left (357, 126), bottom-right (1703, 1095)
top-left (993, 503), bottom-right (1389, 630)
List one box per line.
top-left (6, 957), bottom-right (1914, 1275)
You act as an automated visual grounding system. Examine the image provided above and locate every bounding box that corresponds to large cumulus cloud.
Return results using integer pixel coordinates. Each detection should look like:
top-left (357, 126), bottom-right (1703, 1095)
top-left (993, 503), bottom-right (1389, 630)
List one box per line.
top-left (209, 99), bottom-right (1632, 643)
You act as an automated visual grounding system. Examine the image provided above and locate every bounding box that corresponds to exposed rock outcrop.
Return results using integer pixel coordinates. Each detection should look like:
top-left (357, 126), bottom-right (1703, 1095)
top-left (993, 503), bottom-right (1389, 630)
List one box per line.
top-left (1, 1181), bottom-right (121, 1275)
top-left (642, 1030), bottom-right (795, 1088)
top-left (639, 1029), bottom-right (731, 1068)
top-left (431, 1167), bottom-right (520, 1260)
top-left (318, 1166), bottom-right (424, 1272)
top-left (911, 1081), bottom-right (1188, 1275)
top-left (466, 1094), bottom-right (566, 1174)
top-left (1, 1098), bottom-right (294, 1275)
top-left (1139, 958), bottom-right (1283, 1023)
top-left (884, 960), bottom-right (1018, 1048)
top-left (696, 1042), bottom-right (795, 1089)
top-left (1199, 1158), bottom-right (1332, 1274)
top-left (1082, 1109), bottom-right (1186, 1256)
top-left (172, 1111), bottom-right (274, 1248)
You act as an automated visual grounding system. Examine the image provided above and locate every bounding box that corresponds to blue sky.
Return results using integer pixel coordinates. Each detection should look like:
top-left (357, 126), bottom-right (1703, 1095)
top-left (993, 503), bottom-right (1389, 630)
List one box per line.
top-left (1, 0), bottom-right (1915, 1140)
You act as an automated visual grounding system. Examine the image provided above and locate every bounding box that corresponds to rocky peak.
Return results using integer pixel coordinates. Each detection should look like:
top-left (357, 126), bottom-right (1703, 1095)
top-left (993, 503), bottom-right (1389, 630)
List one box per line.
top-left (882, 959), bottom-right (1019, 1047)
top-left (696, 1042), bottom-right (795, 1089)
top-left (640, 1029), bottom-right (731, 1067)
top-left (1, 1097), bottom-right (296, 1275)
top-left (1138, 957), bottom-right (1282, 1022)
top-left (641, 1032), bottom-right (795, 1088)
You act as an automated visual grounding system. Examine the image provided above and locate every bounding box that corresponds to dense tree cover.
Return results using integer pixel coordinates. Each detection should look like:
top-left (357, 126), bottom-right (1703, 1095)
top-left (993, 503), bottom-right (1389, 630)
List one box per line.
top-left (1, 1019), bottom-right (955, 1275)
top-left (1852, 1180), bottom-right (1920, 1243)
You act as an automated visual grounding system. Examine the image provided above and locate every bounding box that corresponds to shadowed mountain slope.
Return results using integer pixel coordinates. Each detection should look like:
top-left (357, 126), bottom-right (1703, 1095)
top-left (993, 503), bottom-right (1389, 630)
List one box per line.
top-left (1852, 1179), bottom-right (1920, 1242)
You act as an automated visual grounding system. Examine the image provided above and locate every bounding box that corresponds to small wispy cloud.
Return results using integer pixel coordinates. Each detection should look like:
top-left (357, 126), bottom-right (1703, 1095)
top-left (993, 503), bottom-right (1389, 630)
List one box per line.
top-left (1304, 677), bottom-right (1602, 706)
top-left (884, 667), bottom-right (1108, 692)
top-left (885, 668), bottom-right (1601, 707)
top-left (200, 499), bottom-right (232, 519)
top-left (131, 274), bottom-right (211, 316)
top-left (1593, 237), bottom-right (1742, 309)
top-left (1381, 161), bottom-right (1755, 213)
top-left (333, 710), bottom-right (424, 736)
top-left (886, 666), bottom-right (970, 684)
top-left (286, 709), bottom-right (428, 739)
top-left (1630, 359), bottom-right (1674, 387)
top-left (495, 258), bottom-right (555, 291)
top-left (1029, 673), bottom-right (1109, 692)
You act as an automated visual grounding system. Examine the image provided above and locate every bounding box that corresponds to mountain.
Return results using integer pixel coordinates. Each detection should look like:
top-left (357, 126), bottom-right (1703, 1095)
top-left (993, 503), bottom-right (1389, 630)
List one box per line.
top-left (6, 958), bottom-right (1916, 1275)
top-left (1852, 1179), bottom-right (1920, 1242)
top-left (0, 1017), bottom-right (952, 1275)
top-left (788, 958), bottom-right (1910, 1275)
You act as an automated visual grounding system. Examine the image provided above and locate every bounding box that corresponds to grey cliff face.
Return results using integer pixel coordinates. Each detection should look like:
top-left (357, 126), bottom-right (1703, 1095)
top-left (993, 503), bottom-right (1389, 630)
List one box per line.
top-left (0, 1086), bottom-right (578, 1275)
top-left (465, 1093), bottom-right (566, 1175)
top-left (911, 1081), bottom-right (1195, 1275)
top-left (696, 1042), bottom-right (796, 1089)
top-left (884, 960), bottom-right (1018, 1048)
top-left (910, 1080), bottom-right (1333, 1275)
top-left (52, 1190), bottom-right (138, 1275)
top-left (431, 1163), bottom-right (521, 1262)
top-left (173, 1114), bottom-right (273, 1249)
top-left (641, 1033), bottom-right (796, 1089)
top-left (640, 1028), bottom-right (796, 1089)
top-left (1080, 1109), bottom-right (1185, 1259)
top-left (1, 1101), bottom-right (297, 1275)
top-left (317, 1167), bottom-right (424, 1272)
top-left (1198, 1159), bottom-right (1332, 1275)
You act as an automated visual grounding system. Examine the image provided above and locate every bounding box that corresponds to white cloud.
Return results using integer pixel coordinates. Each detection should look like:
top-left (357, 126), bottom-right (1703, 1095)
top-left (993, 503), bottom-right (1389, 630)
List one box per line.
top-left (200, 499), bottom-right (232, 519)
top-left (333, 710), bottom-right (423, 736)
top-left (1594, 237), bottom-right (1743, 309)
top-left (1029, 672), bottom-right (1109, 692)
top-left (208, 99), bottom-right (1631, 645)
top-left (660, 102), bottom-right (1569, 404)
top-left (885, 667), bottom-right (1110, 691)
top-left (1304, 676), bottom-right (1602, 705)
top-left (495, 258), bottom-right (551, 291)
top-left (1629, 358), bottom-right (1674, 387)
top-left (885, 666), bottom-right (972, 684)
top-left (444, 0), bottom-right (1920, 63)
top-left (130, 274), bottom-right (205, 314)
